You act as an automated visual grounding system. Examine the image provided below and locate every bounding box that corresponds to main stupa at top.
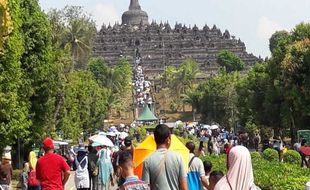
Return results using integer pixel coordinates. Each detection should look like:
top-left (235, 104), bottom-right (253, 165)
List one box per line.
top-left (122, 0), bottom-right (149, 26)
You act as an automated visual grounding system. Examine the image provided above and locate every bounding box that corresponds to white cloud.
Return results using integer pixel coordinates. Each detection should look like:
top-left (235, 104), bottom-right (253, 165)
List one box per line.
top-left (93, 3), bottom-right (121, 29)
top-left (257, 16), bottom-right (284, 40)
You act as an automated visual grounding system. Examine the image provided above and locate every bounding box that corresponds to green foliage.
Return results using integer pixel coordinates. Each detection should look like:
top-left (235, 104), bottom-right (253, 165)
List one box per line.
top-left (162, 58), bottom-right (200, 110)
top-left (217, 50), bottom-right (245, 73)
top-left (283, 150), bottom-right (301, 165)
top-left (12, 169), bottom-right (22, 181)
top-left (291, 22), bottom-right (310, 42)
top-left (47, 6), bottom-right (96, 69)
top-left (56, 71), bottom-right (107, 140)
top-left (250, 151), bottom-right (262, 161)
top-left (202, 153), bottom-right (310, 190)
top-left (88, 57), bottom-right (133, 118)
top-left (0, 0), bottom-right (30, 151)
top-left (269, 31), bottom-right (291, 59)
top-left (263, 148), bottom-right (279, 162)
top-left (19, 0), bottom-right (58, 144)
top-left (197, 72), bottom-right (240, 129)
top-left (201, 154), bottom-right (227, 173)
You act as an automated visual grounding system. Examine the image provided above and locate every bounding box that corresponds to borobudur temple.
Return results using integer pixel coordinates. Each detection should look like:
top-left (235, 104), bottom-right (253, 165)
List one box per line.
top-left (93, 0), bottom-right (260, 79)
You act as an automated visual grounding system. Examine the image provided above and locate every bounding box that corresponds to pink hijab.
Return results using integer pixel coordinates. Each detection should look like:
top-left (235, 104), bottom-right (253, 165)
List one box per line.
top-left (214, 146), bottom-right (259, 190)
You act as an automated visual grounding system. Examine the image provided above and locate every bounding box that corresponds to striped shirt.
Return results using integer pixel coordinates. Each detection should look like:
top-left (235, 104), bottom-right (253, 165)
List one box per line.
top-left (118, 176), bottom-right (150, 190)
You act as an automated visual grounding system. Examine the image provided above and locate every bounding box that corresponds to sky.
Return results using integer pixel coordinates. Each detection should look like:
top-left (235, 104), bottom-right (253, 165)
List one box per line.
top-left (39, 0), bottom-right (310, 58)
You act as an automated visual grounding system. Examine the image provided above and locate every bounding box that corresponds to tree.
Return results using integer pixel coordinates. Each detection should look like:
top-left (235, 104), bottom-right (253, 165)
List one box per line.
top-left (162, 59), bottom-right (200, 111)
top-left (0, 0), bottom-right (12, 53)
top-left (281, 39), bottom-right (310, 142)
top-left (48, 6), bottom-right (96, 69)
top-left (217, 50), bottom-right (245, 73)
top-left (269, 31), bottom-right (291, 59)
top-left (197, 72), bottom-right (240, 129)
top-left (17, 0), bottom-right (60, 144)
top-left (291, 22), bottom-right (310, 42)
top-left (56, 71), bottom-right (108, 140)
top-left (0, 0), bottom-right (30, 153)
top-left (88, 57), bottom-right (133, 119)
top-left (181, 89), bottom-right (202, 121)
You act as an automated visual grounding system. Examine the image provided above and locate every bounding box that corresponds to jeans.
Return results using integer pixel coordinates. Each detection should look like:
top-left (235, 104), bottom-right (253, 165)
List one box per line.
top-left (90, 176), bottom-right (98, 190)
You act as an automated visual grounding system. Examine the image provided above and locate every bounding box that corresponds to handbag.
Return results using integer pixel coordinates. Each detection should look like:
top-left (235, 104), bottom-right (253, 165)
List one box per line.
top-left (92, 165), bottom-right (99, 176)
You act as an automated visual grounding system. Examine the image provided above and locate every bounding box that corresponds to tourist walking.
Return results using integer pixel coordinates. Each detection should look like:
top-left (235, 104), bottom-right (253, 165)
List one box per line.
top-left (203, 160), bottom-right (213, 188)
top-left (73, 146), bottom-right (90, 190)
top-left (19, 162), bottom-right (29, 190)
top-left (88, 146), bottom-right (99, 190)
top-left (214, 146), bottom-right (261, 190)
top-left (28, 151), bottom-right (40, 190)
top-left (208, 171), bottom-right (224, 190)
top-left (142, 124), bottom-right (187, 190)
top-left (98, 147), bottom-right (114, 190)
top-left (0, 155), bottom-right (12, 190)
top-left (36, 137), bottom-right (71, 190)
top-left (185, 142), bottom-right (208, 190)
top-left (117, 151), bottom-right (149, 190)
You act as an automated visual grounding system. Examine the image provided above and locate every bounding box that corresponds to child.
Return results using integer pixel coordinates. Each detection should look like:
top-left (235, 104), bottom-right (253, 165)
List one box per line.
top-left (117, 150), bottom-right (149, 190)
top-left (208, 171), bottom-right (224, 190)
top-left (19, 162), bottom-right (29, 190)
top-left (203, 160), bottom-right (212, 189)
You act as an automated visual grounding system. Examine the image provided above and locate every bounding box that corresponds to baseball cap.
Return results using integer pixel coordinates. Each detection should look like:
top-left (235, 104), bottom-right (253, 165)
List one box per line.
top-left (43, 137), bottom-right (54, 149)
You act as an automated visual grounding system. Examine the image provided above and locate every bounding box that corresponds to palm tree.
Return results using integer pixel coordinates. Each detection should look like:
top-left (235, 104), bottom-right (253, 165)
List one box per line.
top-left (61, 18), bottom-right (96, 69)
top-left (48, 6), bottom-right (96, 69)
top-left (181, 89), bottom-right (202, 121)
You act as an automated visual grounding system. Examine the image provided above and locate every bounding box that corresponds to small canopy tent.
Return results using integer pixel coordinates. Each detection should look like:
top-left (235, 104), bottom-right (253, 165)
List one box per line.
top-left (137, 106), bottom-right (158, 121)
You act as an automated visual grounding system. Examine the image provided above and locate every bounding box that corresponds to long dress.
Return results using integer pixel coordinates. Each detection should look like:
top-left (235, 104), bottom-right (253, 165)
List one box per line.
top-left (98, 149), bottom-right (113, 190)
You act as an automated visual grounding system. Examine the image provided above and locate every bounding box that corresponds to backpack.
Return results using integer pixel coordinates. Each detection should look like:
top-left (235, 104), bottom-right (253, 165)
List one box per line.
top-left (28, 170), bottom-right (39, 187)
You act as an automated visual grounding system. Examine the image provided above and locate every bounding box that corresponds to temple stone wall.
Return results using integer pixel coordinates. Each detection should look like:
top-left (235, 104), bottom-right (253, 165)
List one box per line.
top-left (93, 22), bottom-right (259, 79)
top-left (93, 0), bottom-right (260, 79)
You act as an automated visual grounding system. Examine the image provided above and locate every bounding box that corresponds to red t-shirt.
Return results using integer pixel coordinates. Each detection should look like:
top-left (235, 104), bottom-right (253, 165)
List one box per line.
top-left (36, 152), bottom-right (70, 190)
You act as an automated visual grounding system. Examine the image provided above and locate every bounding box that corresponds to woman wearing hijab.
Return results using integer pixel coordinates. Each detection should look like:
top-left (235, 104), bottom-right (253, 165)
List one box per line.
top-left (73, 146), bottom-right (90, 190)
top-left (28, 151), bottom-right (40, 190)
top-left (214, 146), bottom-right (261, 190)
top-left (98, 146), bottom-right (114, 190)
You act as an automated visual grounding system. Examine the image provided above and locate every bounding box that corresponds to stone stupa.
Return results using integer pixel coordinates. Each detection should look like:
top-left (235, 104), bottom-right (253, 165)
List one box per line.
top-left (122, 0), bottom-right (149, 26)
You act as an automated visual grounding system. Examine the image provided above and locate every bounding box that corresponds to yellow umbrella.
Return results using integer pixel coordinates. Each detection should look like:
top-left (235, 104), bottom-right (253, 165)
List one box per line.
top-left (133, 135), bottom-right (189, 178)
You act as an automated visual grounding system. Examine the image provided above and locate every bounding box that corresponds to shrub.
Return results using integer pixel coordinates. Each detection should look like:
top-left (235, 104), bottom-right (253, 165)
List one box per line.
top-left (251, 151), bottom-right (262, 161)
top-left (283, 150), bottom-right (301, 165)
top-left (263, 148), bottom-right (279, 162)
top-left (12, 169), bottom-right (22, 181)
top-left (201, 154), bottom-right (310, 190)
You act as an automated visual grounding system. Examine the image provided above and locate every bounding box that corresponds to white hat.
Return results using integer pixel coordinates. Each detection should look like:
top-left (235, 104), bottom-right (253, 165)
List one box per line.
top-left (3, 154), bottom-right (11, 160)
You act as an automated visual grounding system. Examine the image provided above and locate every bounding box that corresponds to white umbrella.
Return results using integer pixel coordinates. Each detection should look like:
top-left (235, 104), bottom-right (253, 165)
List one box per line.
top-left (202, 125), bottom-right (210, 129)
top-left (210, 125), bottom-right (219, 130)
top-left (107, 131), bottom-right (116, 137)
top-left (89, 132), bottom-right (106, 141)
top-left (91, 134), bottom-right (114, 147)
top-left (119, 132), bottom-right (129, 139)
top-left (115, 131), bottom-right (121, 135)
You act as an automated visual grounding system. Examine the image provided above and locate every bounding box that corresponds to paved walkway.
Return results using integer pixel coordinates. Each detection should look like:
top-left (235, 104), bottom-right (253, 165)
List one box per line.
top-left (65, 172), bottom-right (117, 190)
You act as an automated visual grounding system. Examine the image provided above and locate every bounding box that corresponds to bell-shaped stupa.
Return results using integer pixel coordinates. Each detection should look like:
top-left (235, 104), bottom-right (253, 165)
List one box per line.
top-left (122, 0), bottom-right (149, 26)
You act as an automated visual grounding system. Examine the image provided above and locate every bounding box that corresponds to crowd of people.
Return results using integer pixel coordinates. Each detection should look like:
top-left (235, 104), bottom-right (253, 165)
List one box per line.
top-left (0, 123), bottom-right (265, 190)
top-left (133, 62), bottom-right (153, 107)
